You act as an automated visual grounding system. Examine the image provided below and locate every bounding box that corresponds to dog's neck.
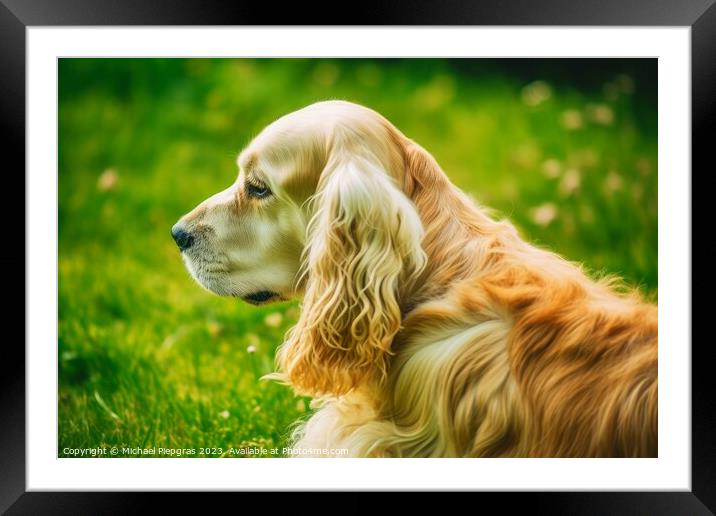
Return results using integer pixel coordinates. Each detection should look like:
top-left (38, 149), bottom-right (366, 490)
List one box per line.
top-left (399, 144), bottom-right (503, 308)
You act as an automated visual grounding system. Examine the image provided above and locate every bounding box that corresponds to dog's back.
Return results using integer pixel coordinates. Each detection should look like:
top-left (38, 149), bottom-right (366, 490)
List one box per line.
top-left (389, 143), bottom-right (659, 458)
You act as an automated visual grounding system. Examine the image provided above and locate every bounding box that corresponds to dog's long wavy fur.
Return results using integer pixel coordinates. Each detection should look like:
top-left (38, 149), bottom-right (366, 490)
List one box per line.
top-left (264, 101), bottom-right (657, 458)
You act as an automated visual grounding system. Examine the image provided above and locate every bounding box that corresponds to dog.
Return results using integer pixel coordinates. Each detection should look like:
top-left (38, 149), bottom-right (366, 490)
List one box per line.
top-left (173, 100), bottom-right (657, 457)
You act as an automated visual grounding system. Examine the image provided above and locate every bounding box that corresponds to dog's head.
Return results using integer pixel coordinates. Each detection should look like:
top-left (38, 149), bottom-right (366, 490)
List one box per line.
top-left (174, 100), bottom-right (428, 394)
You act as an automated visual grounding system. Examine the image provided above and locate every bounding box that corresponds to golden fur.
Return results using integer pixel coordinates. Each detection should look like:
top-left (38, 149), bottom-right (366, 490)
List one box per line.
top-left (176, 100), bottom-right (657, 458)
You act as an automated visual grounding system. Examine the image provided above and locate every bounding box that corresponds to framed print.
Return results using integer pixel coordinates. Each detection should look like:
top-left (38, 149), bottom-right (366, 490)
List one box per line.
top-left (3, 0), bottom-right (711, 513)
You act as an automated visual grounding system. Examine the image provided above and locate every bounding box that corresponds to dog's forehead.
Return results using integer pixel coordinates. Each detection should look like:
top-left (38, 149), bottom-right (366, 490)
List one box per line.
top-left (236, 137), bottom-right (306, 186)
top-left (238, 101), bottom-right (371, 167)
top-left (237, 118), bottom-right (331, 175)
top-left (237, 151), bottom-right (256, 172)
top-left (236, 140), bottom-right (291, 178)
top-left (235, 101), bottom-right (392, 190)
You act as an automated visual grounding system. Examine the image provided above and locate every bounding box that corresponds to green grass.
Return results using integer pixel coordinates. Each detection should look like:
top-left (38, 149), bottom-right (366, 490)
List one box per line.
top-left (58, 58), bottom-right (657, 457)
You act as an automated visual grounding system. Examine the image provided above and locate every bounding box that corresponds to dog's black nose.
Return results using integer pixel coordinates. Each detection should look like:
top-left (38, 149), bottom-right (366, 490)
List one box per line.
top-left (171, 224), bottom-right (194, 251)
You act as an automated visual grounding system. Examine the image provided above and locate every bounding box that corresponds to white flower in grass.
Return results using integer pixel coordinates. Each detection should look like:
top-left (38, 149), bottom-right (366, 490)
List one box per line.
top-left (542, 159), bottom-right (562, 179)
top-left (219, 410), bottom-right (230, 419)
top-left (97, 168), bottom-right (118, 191)
top-left (531, 203), bottom-right (558, 227)
top-left (521, 80), bottom-right (552, 107)
top-left (586, 104), bottom-right (614, 126)
top-left (605, 171), bottom-right (623, 193)
top-left (247, 345), bottom-right (257, 354)
top-left (559, 169), bottom-right (581, 196)
top-left (264, 312), bottom-right (283, 328)
top-left (206, 321), bottom-right (223, 337)
top-left (561, 110), bottom-right (583, 130)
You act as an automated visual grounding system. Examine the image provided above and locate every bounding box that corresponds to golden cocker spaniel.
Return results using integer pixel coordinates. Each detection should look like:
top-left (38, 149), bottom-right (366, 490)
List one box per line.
top-left (173, 100), bottom-right (658, 457)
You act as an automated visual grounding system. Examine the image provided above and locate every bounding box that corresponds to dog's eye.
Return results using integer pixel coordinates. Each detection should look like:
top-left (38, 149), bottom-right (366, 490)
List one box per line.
top-left (246, 182), bottom-right (272, 199)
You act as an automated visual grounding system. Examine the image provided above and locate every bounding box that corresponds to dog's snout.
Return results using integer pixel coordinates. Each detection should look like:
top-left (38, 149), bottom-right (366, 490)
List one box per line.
top-left (171, 224), bottom-right (194, 251)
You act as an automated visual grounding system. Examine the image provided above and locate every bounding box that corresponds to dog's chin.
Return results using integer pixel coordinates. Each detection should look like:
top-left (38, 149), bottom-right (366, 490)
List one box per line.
top-left (183, 259), bottom-right (287, 305)
top-left (241, 290), bottom-right (285, 306)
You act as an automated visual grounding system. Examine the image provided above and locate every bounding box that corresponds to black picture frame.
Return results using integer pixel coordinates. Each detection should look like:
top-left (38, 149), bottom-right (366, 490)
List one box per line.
top-left (2, 1), bottom-right (710, 513)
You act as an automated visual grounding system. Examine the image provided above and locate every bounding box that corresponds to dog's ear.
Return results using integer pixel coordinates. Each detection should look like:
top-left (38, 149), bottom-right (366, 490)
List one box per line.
top-left (277, 156), bottom-right (426, 396)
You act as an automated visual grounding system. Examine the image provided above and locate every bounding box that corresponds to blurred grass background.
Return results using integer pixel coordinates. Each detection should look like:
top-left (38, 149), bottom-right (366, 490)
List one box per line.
top-left (58, 58), bottom-right (657, 457)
